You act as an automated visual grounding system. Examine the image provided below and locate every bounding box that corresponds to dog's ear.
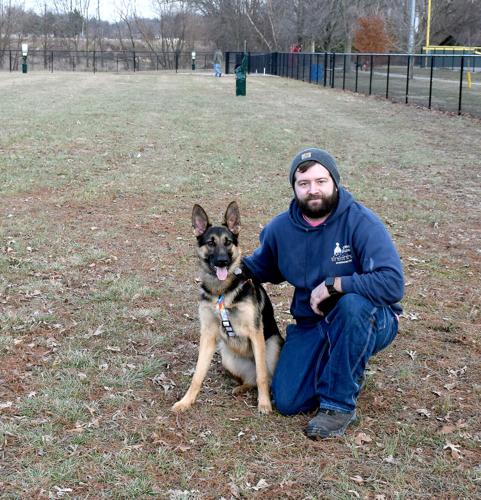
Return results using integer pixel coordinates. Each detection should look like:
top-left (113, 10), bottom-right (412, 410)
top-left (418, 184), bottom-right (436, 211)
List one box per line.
top-left (192, 204), bottom-right (210, 237)
top-left (223, 201), bottom-right (241, 235)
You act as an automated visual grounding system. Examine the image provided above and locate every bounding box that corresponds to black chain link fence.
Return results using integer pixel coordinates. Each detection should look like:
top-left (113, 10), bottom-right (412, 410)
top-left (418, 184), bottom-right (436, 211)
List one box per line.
top-left (0, 49), bottom-right (216, 73)
top-left (227, 51), bottom-right (481, 118)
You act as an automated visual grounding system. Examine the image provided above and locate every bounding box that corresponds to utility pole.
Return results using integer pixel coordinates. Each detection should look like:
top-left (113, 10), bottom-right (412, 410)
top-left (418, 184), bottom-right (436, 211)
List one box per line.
top-left (407, 0), bottom-right (416, 54)
top-left (408, 0), bottom-right (416, 79)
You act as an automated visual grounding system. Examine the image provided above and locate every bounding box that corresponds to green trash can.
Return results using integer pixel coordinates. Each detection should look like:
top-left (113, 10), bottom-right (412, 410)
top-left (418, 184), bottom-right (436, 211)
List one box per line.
top-left (235, 53), bottom-right (248, 96)
top-left (22, 56), bottom-right (27, 74)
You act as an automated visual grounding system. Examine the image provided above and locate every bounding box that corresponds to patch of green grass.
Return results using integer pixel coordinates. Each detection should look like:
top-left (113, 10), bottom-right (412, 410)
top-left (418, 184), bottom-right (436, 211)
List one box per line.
top-left (18, 376), bottom-right (90, 424)
top-left (90, 276), bottom-right (161, 303)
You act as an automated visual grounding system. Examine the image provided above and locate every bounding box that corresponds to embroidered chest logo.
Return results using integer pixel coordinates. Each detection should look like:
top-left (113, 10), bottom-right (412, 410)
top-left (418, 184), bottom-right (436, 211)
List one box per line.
top-left (331, 242), bottom-right (353, 264)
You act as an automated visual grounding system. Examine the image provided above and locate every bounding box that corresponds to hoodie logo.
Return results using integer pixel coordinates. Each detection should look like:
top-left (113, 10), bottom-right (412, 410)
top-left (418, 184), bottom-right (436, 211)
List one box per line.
top-left (301, 152), bottom-right (312, 160)
top-left (331, 242), bottom-right (352, 264)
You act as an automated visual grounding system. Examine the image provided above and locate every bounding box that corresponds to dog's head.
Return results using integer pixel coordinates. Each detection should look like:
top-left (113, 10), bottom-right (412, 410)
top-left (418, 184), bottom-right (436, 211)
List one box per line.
top-left (192, 201), bottom-right (241, 281)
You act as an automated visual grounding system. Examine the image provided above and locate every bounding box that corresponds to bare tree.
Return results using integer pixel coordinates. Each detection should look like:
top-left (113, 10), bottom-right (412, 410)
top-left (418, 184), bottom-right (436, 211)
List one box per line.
top-left (0, 0), bottom-right (14, 62)
top-left (116, 0), bottom-right (138, 50)
top-left (141, 0), bottom-right (192, 53)
top-left (52, 0), bottom-right (90, 54)
top-left (189, 0), bottom-right (255, 51)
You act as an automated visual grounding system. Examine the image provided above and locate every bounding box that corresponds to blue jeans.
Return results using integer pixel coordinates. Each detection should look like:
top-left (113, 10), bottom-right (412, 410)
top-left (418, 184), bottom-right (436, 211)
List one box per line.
top-left (271, 293), bottom-right (398, 415)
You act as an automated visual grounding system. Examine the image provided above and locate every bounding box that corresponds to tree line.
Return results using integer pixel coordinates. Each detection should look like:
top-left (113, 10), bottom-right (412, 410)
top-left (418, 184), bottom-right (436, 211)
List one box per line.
top-left (1, 0), bottom-right (480, 56)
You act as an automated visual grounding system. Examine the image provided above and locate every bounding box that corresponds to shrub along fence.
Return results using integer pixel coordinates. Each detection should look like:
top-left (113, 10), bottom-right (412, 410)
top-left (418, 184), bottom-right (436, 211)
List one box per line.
top-left (226, 51), bottom-right (481, 117)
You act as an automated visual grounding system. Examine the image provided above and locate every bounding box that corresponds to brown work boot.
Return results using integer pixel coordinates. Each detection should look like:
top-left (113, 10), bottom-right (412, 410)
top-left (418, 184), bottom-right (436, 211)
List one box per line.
top-left (304, 409), bottom-right (357, 439)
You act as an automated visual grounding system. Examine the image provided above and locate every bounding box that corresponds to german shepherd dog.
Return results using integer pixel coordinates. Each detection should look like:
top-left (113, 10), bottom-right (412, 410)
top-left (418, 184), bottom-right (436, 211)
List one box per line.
top-left (171, 201), bottom-right (283, 414)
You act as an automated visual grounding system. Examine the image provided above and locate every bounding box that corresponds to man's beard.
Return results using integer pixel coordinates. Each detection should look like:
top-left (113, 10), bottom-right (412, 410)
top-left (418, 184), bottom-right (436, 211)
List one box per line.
top-left (296, 189), bottom-right (339, 219)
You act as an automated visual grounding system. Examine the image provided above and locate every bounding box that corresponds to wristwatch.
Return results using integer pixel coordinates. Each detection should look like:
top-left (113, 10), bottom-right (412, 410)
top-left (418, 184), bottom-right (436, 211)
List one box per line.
top-left (325, 277), bottom-right (340, 296)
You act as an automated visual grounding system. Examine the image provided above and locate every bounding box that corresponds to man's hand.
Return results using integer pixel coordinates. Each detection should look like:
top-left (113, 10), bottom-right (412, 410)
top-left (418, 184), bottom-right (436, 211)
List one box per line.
top-left (310, 282), bottom-right (330, 315)
top-left (310, 278), bottom-right (343, 315)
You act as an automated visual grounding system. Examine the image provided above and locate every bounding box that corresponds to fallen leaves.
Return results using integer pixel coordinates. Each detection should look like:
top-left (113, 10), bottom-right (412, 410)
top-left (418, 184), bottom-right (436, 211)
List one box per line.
top-left (444, 442), bottom-right (463, 460)
top-left (350, 475), bottom-right (364, 484)
top-left (250, 478), bottom-right (269, 491)
top-left (439, 420), bottom-right (468, 435)
top-left (402, 311), bottom-right (420, 321)
top-left (416, 408), bottom-right (432, 418)
top-left (354, 432), bottom-right (372, 446)
top-left (447, 366), bottom-right (468, 377)
top-left (151, 373), bottom-right (176, 394)
top-left (84, 325), bottom-right (104, 339)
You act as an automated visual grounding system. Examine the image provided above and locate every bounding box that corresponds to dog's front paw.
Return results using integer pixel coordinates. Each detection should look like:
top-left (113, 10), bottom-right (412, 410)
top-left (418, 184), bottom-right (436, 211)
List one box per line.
top-left (171, 400), bottom-right (192, 413)
top-left (257, 400), bottom-right (273, 415)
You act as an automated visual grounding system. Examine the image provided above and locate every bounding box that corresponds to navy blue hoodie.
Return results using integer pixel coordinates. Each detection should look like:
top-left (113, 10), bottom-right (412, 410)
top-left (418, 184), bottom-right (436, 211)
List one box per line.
top-left (244, 188), bottom-right (404, 322)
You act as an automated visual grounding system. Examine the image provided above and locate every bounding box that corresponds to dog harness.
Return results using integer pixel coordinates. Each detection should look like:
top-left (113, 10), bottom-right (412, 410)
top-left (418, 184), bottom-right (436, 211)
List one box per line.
top-left (217, 295), bottom-right (236, 337)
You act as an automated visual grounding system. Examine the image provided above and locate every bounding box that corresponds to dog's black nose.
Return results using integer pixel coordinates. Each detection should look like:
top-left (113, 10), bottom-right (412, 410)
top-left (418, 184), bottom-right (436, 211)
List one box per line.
top-left (214, 257), bottom-right (229, 267)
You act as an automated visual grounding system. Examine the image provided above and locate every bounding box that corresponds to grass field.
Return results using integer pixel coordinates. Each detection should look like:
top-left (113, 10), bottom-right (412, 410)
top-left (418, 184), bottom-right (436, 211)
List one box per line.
top-left (1, 72), bottom-right (480, 499)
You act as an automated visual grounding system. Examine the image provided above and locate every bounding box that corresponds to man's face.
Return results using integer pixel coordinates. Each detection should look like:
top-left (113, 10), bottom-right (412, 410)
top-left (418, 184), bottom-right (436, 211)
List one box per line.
top-left (294, 163), bottom-right (338, 218)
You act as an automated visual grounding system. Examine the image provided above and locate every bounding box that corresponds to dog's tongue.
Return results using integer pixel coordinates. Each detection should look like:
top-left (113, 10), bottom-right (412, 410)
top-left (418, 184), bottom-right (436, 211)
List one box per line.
top-left (216, 266), bottom-right (228, 281)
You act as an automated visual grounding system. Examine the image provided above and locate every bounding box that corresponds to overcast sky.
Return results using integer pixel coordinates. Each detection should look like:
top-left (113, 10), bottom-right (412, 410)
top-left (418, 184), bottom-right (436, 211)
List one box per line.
top-left (21, 0), bottom-right (157, 22)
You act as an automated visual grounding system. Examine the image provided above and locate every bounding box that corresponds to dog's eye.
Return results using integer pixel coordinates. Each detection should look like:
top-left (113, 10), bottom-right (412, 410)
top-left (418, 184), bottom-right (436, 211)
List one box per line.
top-left (224, 239), bottom-right (232, 246)
top-left (207, 240), bottom-right (216, 247)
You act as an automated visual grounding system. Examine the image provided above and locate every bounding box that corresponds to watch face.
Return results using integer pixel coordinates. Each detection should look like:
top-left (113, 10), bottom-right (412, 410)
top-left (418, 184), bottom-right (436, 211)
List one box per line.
top-left (325, 277), bottom-right (337, 295)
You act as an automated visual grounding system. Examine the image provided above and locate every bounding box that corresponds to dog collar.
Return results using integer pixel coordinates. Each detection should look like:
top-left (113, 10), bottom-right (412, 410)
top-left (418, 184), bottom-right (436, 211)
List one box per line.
top-left (217, 294), bottom-right (236, 337)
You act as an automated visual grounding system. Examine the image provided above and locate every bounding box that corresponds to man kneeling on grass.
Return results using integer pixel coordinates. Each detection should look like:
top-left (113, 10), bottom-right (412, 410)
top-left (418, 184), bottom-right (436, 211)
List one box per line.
top-left (242, 147), bottom-right (404, 439)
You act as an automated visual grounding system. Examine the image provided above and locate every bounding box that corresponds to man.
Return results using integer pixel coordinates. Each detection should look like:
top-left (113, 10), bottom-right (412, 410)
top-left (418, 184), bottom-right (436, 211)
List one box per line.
top-left (243, 147), bottom-right (404, 439)
top-left (213, 49), bottom-right (223, 77)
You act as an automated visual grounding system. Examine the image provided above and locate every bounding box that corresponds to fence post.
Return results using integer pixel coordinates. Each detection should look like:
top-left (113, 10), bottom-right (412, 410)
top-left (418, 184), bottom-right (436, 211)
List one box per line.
top-left (9, 50), bottom-right (12, 72)
top-left (133, 51), bottom-right (136, 72)
top-left (224, 52), bottom-right (229, 75)
top-left (369, 54), bottom-right (374, 95)
top-left (405, 55), bottom-right (411, 103)
top-left (51, 51), bottom-right (54, 73)
top-left (272, 52), bottom-right (278, 76)
top-left (323, 52), bottom-right (328, 86)
top-left (428, 55), bottom-right (434, 109)
top-left (342, 53), bottom-right (346, 90)
top-left (386, 54), bottom-right (391, 98)
top-left (458, 55), bottom-right (464, 115)
top-left (331, 52), bottom-right (335, 88)
top-left (355, 54), bottom-right (359, 92)
top-left (93, 50), bottom-right (96, 74)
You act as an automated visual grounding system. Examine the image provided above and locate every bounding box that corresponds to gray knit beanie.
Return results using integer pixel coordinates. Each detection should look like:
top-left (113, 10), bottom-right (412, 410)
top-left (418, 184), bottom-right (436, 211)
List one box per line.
top-left (289, 148), bottom-right (340, 189)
